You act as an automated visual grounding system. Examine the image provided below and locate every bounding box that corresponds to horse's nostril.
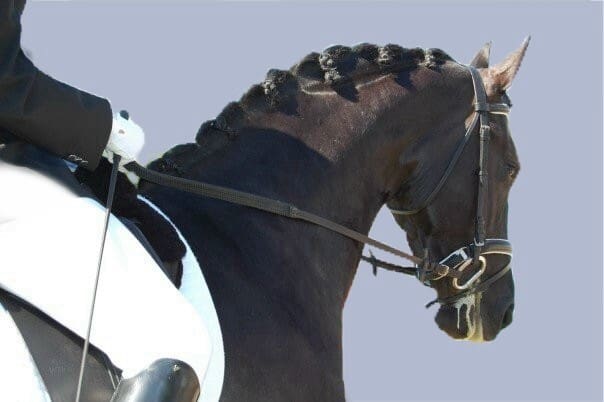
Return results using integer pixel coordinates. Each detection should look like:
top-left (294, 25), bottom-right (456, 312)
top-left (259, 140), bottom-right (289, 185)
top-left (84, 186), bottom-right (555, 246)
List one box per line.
top-left (501, 304), bottom-right (514, 329)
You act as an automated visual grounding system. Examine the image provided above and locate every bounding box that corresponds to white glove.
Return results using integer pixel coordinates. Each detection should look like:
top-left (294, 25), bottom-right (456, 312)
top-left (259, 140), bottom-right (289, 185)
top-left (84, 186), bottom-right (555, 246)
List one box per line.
top-left (104, 111), bottom-right (145, 166)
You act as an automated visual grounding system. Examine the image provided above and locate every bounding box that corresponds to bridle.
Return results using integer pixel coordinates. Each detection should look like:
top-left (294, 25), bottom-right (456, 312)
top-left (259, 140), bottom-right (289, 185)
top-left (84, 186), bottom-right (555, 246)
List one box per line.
top-left (96, 65), bottom-right (513, 311)
top-left (387, 65), bottom-right (513, 307)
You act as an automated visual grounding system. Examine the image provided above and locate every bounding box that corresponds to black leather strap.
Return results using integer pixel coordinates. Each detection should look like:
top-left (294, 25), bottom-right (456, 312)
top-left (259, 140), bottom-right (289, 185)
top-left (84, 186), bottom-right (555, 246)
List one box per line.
top-left (388, 66), bottom-right (509, 218)
top-left (388, 113), bottom-right (480, 216)
top-left (425, 263), bottom-right (512, 308)
top-left (127, 161), bottom-right (424, 265)
top-left (481, 103), bottom-right (510, 114)
top-left (469, 66), bottom-right (489, 254)
top-left (440, 238), bottom-right (512, 274)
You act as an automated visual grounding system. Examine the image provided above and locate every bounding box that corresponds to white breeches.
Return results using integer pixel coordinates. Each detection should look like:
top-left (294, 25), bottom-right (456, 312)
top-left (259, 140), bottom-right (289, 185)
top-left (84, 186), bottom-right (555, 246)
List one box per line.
top-left (0, 159), bottom-right (212, 384)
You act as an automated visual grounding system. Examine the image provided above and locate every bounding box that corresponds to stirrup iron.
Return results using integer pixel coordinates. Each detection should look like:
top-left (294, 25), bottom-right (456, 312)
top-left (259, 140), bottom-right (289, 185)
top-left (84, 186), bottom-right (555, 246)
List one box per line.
top-left (110, 358), bottom-right (200, 402)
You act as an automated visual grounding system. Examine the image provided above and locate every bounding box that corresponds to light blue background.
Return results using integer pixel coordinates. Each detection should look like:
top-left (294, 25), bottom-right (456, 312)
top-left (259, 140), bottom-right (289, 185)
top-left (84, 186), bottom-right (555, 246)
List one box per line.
top-left (24, 2), bottom-right (603, 401)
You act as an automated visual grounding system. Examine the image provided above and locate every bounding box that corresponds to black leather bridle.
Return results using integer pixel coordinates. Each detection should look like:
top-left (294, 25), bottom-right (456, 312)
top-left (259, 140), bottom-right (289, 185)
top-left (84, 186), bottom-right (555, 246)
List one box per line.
top-left (387, 65), bottom-right (513, 307)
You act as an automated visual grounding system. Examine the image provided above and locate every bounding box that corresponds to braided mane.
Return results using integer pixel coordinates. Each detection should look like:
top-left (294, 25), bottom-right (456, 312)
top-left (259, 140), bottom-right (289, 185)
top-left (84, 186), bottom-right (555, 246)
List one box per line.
top-left (147, 43), bottom-right (453, 176)
top-left (200, 43), bottom-right (452, 137)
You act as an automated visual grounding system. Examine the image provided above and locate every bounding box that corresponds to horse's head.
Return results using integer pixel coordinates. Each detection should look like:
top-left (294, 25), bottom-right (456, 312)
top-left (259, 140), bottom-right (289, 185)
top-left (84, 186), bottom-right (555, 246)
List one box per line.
top-left (386, 39), bottom-right (528, 342)
top-left (145, 39), bottom-right (528, 344)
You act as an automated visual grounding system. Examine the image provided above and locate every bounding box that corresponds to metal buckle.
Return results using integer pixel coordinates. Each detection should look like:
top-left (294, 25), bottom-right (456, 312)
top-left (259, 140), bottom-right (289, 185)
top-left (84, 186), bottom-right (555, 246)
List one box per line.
top-left (457, 248), bottom-right (469, 261)
top-left (438, 247), bottom-right (469, 270)
top-left (473, 239), bottom-right (485, 248)
top-left (452, 256), bottom-right (486, 290)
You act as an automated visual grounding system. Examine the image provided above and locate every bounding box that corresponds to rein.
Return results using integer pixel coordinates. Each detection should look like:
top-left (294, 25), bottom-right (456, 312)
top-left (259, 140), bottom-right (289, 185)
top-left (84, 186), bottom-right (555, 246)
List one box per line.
top-left (124, 160), bottom-right (423, 268)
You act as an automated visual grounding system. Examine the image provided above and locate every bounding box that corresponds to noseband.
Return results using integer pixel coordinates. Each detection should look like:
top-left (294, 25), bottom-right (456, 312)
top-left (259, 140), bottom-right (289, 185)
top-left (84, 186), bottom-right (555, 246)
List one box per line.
top-left (387, 65), bottom-right (513, 307)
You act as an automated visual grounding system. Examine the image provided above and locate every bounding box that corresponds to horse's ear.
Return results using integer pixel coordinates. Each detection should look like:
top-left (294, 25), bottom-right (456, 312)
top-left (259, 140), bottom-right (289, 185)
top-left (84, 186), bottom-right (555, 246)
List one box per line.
top-left (491, 36), bottom-right (530, 91)
top-left (469, 42), bottom-right (491, 68)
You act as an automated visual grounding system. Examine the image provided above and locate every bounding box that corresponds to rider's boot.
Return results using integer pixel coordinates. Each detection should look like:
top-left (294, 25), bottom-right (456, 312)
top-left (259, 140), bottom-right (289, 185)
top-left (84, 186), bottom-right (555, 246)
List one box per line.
top-left (110, 358), bottom-right (200, 402)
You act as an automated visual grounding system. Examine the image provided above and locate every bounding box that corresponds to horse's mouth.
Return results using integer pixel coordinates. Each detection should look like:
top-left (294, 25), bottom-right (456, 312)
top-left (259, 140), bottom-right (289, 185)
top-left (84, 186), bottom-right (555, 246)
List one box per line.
top-left (435, 292), bottom-right (515, 342)
top-left (435, 293), bottom-right (486, 342)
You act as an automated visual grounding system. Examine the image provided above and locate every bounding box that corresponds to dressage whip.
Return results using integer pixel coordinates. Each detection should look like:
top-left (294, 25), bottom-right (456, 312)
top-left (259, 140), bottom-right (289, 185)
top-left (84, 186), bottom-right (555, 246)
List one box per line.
top-left (75, 151), bottom-right (121, 402)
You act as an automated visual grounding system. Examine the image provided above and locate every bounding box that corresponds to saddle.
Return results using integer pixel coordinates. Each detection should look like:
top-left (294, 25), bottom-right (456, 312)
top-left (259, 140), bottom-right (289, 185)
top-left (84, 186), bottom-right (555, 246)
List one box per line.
top-left (74, 157), bottom-right (187, 287)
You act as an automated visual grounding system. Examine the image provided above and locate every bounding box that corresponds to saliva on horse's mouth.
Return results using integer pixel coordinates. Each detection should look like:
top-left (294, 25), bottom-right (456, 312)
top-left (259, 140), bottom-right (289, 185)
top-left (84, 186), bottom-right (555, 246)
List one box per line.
top-left (435, 293), bottom-right (483, 341)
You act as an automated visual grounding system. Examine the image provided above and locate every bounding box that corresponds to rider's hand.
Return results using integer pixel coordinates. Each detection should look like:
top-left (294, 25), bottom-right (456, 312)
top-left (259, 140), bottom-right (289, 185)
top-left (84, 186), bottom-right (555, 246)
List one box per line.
top-left (104, 111), bottom-right (145, 167)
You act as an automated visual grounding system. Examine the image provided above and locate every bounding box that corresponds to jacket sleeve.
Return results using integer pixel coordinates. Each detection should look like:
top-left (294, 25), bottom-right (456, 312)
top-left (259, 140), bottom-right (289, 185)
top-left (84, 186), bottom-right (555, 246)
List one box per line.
top-left (0, 0), bottom-right (112, 171)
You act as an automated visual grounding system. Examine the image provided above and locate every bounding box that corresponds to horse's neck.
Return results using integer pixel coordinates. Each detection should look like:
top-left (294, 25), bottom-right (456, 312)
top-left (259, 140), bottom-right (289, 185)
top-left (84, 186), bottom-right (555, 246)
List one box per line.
top-left (172, 92), bottom-right (397, 326)
top-left (153, 67), bottom-right (460, 318)
top-left (192, 107), bottom-right (382, 224)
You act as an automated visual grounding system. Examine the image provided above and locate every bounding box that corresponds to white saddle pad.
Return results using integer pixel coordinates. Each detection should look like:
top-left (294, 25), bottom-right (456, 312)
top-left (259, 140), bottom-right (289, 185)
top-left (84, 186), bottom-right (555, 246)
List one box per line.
top-left (0, 160), bottom-right (224, 401)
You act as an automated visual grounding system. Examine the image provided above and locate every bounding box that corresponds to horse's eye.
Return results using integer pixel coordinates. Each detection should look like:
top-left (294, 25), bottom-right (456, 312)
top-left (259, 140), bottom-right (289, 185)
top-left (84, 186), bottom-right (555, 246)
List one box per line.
top-left (507, 164), bottom-right (519, 180)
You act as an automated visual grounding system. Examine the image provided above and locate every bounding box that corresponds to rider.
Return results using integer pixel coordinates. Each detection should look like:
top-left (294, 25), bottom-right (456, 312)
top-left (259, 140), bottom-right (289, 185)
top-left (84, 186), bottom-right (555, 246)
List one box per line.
top-left (0, 1), bottom-right (209, 401)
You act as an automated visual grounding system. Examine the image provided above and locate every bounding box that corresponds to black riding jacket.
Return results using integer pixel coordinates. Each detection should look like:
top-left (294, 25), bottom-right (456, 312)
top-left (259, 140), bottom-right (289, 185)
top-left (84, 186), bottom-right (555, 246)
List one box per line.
top-left (0, 0), bottom-right (112, 171)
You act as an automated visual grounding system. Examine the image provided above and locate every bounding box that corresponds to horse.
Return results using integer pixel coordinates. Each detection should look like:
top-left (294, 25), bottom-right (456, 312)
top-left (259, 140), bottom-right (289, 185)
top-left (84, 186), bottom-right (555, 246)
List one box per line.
top-left (0, 39), bottom-right (527, 401)
top-left (135, 39), bottom-right (528, 401)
